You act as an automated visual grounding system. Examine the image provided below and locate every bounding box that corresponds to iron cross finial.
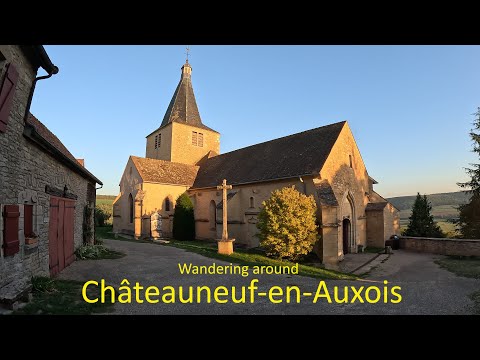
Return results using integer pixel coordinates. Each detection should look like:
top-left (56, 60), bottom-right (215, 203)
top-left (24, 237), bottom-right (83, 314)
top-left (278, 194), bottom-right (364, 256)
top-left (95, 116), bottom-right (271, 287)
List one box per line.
top-left (186, 46), bottom-right (190, 63)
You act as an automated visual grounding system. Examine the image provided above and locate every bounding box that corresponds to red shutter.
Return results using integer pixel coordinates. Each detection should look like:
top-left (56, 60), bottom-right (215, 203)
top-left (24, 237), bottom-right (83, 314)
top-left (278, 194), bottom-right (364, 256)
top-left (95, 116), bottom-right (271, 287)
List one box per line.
top-left (0, 63), bottom-right (19, 133)
top-left (3, 205), bottom-right (20, 256)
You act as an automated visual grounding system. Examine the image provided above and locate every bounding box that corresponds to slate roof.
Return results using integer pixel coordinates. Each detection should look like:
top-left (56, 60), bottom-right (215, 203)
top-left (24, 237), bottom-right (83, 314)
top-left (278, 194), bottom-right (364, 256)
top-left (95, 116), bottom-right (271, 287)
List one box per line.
top-left (131, 156), bottom-right (199, 186)
top-left (192, 121), bottom-right (346, 188)
top-left (149, 62), bottom-right (217, 135)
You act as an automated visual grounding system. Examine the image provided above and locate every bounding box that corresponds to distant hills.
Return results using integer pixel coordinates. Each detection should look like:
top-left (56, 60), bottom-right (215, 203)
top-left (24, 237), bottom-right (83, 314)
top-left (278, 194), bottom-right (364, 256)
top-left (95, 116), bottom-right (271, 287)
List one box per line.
top-left (97, 195), bottom-right (116, 201)
top-left (387, 191), bottom-right (470, 211)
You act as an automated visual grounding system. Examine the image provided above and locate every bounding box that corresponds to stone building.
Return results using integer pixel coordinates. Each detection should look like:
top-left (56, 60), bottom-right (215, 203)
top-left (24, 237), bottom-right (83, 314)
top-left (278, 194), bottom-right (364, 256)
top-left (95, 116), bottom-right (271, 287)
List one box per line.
top-left (113, 59), bottom-right (399, 266)
top-left (0, 45), bottom-right (102, 306)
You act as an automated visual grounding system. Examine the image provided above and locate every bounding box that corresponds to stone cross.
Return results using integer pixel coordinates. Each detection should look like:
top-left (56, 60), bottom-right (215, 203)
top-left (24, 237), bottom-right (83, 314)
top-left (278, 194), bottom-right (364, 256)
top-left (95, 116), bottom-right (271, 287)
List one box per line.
top-left (217, 179), bottom-right (232, 240)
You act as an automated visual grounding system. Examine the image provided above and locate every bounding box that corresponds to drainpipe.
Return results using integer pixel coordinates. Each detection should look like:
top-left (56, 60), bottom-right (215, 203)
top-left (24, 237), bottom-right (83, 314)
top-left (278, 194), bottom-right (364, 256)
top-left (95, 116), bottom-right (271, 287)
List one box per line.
top-left (23, 46), bottom-right (59, 123)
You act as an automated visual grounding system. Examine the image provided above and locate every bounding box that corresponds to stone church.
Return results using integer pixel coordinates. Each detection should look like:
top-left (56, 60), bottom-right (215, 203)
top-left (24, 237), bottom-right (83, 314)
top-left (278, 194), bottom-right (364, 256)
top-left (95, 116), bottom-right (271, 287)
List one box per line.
top-left (113, 59), bottom-right (399, 266)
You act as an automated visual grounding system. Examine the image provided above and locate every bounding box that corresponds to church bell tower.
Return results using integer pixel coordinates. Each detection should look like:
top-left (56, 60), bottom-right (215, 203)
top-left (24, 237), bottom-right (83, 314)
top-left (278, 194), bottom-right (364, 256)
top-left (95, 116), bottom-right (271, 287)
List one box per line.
top-left (145, 58), bottom-right (220, 165)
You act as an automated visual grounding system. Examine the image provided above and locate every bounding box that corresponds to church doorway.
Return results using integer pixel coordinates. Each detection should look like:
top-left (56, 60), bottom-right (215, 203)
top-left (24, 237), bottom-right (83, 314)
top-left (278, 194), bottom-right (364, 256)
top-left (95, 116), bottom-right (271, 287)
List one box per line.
top-left (342, 218), bottom-right (351, 254)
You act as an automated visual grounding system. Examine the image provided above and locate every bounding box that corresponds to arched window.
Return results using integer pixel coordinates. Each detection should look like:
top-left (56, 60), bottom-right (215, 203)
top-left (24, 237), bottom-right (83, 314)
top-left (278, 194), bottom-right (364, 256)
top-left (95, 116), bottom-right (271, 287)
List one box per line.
top-left (128, 193), bottom-right (134, 223)
top-left (209, 200), bottom-right (216, 230)
top-left (250, 197), bottom-right (255, 208)
top-left (165, 197), bottom-right (171, 212)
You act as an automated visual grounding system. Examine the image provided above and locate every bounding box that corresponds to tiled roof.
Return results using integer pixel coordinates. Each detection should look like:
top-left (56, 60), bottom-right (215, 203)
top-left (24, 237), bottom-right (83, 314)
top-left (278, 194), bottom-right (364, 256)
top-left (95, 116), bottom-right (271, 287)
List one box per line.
top-left (366, 191), bottom-right (389, 211)
top-left (192, 121), bottom-right (346, 188)
top-left (131, 156), bottom-right (199, 186)
top-left (365, 202), bottom-right (388, 211)
top-left (25, 113), bottom-right (102, 185)
top-left (27, 114), bottom-right (77, 163)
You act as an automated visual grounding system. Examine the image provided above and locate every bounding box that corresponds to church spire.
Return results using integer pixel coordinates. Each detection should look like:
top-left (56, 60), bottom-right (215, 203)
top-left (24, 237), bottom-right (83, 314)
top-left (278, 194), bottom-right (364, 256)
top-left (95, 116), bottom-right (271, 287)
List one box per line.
top-left (159, 52), bottom-right (205, 129)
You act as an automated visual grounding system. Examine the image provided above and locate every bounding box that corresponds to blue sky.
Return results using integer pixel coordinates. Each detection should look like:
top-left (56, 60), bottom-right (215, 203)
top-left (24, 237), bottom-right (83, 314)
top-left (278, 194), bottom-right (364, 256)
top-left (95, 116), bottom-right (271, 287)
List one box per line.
top-left (30, 45), bottom-right (480, 198)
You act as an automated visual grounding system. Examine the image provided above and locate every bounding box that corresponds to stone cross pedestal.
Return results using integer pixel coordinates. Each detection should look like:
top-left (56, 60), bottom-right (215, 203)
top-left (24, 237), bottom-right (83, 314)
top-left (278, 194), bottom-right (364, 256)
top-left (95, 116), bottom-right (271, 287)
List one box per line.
top-left (216, 179), bottom-right (235, 255)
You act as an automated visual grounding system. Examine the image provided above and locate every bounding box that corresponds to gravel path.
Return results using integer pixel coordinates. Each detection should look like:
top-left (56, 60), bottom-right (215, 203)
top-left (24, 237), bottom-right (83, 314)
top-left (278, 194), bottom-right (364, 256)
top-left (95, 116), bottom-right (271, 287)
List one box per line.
top-left (57, 240), bottom-right (480, 315)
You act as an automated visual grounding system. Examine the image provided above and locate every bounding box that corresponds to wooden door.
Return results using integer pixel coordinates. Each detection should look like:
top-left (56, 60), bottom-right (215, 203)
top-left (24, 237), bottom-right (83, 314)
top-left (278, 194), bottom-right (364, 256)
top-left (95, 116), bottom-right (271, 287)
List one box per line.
top-left (49, 196), bottom-right (75, 276)
top-left (342, 218), bottom-right (350, 255)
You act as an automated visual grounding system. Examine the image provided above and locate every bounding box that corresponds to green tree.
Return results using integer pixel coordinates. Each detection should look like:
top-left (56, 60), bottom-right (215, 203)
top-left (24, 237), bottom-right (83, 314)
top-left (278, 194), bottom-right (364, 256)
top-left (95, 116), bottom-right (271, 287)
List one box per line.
top-left (456, 107), bottom-right (480, 239)
top-left (173, 193), bottom-right (195, 241)
top-left (95, 203), bottom-right (112, 226)
top-left (257, 186), bottom-right (318, 261)
top-left (403, 193), bottom-right (444, 238)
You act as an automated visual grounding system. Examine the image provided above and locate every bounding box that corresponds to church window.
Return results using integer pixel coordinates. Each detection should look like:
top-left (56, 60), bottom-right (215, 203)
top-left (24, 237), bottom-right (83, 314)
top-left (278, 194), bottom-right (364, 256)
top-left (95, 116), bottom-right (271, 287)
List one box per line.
top-left (129, 193), bottom-right (134, 223)
top-left (192, 131), bottom-right (198, 145)
top-left (165, 197), bottom-right (171, 212)
top-left (349, 155), bottom-right (353, 168)
top-left (192, 131), bottom-right (204, 147)
top-left (250, 197), bottom-right (255, 208)
top-left (158, 133), bottom-right (161, 147)
top-left (155, 135), bottom-right (158, 149)
top-left (129, 166), bottom-right (132, 175)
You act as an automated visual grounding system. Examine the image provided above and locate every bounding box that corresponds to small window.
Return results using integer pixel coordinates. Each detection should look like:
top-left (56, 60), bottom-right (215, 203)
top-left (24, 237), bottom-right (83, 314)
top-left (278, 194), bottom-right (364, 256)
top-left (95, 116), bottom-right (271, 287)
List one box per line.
top-left (155, 135), bottom-right (158, 149)
top-left (129, 167), bottom-right (132, 175)
top-left (158, 133), bottom-right (161, 148)
top-left (249, 197), bottom-right (255, 208)
top-left (24, 205), bottom-right (34, 237)
top-left (192, 131), bottom-right (198, 146)
top-left (165, 197), bottom-right (171, 212)
top-left (349, 155), bottom-right (353, 168)
top-left (198, 132), bottom-right (203, 147)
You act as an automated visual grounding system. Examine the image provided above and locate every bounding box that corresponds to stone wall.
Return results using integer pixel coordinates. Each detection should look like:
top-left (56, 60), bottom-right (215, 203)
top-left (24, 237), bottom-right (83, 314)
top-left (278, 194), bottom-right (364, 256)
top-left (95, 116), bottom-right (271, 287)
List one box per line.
top-left (170, 122), bottom-right (220, 165)
top-left (0, 45), bottom-right (96, 293)
top-left (384, 203), bottom-right (400, 239)
top-left (366, 210), bottom-right (384, 248)
top-left (146, 123), bottom-right (173, 161)
top-left (319, 122), bottom-right (370, 262)
top-left (400, 236), bottom-right (480, 256)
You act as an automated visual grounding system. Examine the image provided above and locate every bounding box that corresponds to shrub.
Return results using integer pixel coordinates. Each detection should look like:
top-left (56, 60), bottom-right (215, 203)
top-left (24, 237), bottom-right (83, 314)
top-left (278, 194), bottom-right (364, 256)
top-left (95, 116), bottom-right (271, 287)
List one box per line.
top-left (95, 204), bottom-right (112, 227)
top-left (257, 186), bottom-right (318, 261)
top-left (173, 193), bottom-right (195, 241)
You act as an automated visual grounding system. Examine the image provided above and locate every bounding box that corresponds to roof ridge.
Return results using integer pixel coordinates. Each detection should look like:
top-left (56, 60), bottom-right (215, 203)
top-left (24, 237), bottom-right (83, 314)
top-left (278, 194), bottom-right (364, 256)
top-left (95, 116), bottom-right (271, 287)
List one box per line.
top-left (131, 155), bottom-right (199, 168)
top-left (212, 121), bottom-right (346, 160)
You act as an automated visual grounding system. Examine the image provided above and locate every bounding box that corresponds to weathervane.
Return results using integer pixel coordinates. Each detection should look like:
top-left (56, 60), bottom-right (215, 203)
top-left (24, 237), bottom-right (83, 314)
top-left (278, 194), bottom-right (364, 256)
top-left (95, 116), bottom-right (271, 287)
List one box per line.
top-left (186, 46), bottom-right (190, 63)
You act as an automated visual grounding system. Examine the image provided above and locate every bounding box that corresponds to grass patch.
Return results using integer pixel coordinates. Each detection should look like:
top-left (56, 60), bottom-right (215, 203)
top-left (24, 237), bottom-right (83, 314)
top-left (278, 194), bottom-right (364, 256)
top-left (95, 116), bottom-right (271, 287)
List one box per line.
top-left (167, 240), bottom-right (356, 280)
top-left (13, 277), bottom-right (115, 315)
top-left (435, 256), bottom-right (480, 279)
top-left (469, 290), bottom-right (480, 315)
top-left (75, 244), bottom-right (125, 260)
top-left (96, 225), bottom-right (115, 241)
